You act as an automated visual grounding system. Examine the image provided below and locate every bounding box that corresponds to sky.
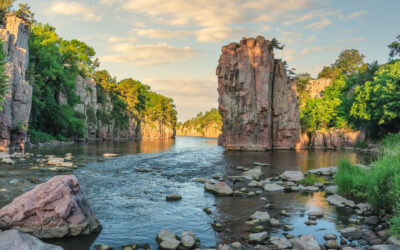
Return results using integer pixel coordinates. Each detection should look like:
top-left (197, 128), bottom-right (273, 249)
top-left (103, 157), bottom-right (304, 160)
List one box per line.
top-left (23, 0), bottom-right (400, 121)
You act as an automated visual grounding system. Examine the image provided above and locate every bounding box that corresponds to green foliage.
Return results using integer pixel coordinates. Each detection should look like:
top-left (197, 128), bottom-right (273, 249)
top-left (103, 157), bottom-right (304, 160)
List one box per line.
top-left (334, 49), bottom-right (365, 76)
top-left (178, 108), bottom-right (222, 134)
top-left (299, 174), bottom-right (318, 186)
top-left (28, 129), bottom-right (55, 143)
top-left (390, 212), bottom-right (400, 239)
top-left (335, 159), bottom-right (369, 200)
top-left (389, 34), bottom-right (400, 59)
top-left (86, 107), bottom-right (96, 124)
top-left (354, 141), bottom-right (368, 149)
top-left (318, 66), bottom-right (340, 80)
top-left (14, 3), bottom-right (34, 25)
top-left (351, 61), bottom-right (400, 137)
top-left (271, 38), bottom-right (285, 50)
top-left (0, 0), bottom-right (15, 24)
top-left (0, 39), bottom-right (7, 109)
top-left (55, 134), bottom-right (68, 141)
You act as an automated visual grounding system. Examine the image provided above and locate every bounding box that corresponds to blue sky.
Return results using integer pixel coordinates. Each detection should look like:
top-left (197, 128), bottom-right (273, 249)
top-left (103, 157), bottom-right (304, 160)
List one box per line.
top-left (23, 0), bottom-right (400, 121)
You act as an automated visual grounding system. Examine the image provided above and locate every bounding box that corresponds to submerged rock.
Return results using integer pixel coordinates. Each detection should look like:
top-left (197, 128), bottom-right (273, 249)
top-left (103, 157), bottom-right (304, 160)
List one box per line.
top-left (181, 231), bottom-right (198, 248)
top-left (166, 194), bottom-right (182, 201)
top-left (340, 227), bottom-right (362, 240)
top-left (0, 175), bottom-right (102, 238)
top-left (0, 229), bottom-right (63, 250)
top-left (156, 229), bottom-right (180, 250)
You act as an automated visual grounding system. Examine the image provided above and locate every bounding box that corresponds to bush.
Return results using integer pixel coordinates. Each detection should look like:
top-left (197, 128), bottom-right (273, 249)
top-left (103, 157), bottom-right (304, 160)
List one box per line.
top-left (390, 212), bottom-right (400, 239)
top-left (354, 141), bottom-right (368, 149)
top-left (299, 174), bottom-right (325, 186)
top-left (55, 134), bottom-right (68, 141)
top-left (28, 129), bottom-right (55, 143)
top-left (335, 159), bottom-right (369, 200)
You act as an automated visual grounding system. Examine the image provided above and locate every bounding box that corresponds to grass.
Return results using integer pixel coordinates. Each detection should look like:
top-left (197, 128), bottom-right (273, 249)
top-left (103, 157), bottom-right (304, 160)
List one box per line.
top-left (28, 129), bottom-right (55, 143)
top-left (299, 174), bottom-right (325, 186)
top-left (334, 132), bottom-right (400, 239)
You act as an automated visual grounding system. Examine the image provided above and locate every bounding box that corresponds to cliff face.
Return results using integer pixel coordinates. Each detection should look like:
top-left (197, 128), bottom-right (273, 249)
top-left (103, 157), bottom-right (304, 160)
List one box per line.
top-left (216, 36), bottom-right (300, 151)
top-left (297, 129), bottom-right (366, 149)
top-left (74, 75), bottom-right (174, 141)
top-left (176, 123), bottom-right (221, 138)
top-left (305, 78), bottom-right (332, 98)
top-left (0, 15), bottom-right (31, 150)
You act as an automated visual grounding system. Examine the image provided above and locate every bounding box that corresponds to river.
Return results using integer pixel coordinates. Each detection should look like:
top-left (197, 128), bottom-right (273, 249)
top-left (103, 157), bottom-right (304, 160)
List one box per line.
top-left (0, 137), bottom-right (373, 249)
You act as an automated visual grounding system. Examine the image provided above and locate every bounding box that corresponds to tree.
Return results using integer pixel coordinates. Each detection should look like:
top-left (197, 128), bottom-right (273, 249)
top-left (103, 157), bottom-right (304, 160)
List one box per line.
top-left (0, 0), bottom-right (15, 24)
top-left (14, 3), bottom-right (34, 25)
top-left (295, 73), bottom-right (312, 103)
top-left (318, 66), bottom-right (340, 80)
top-left (389, 35), bottom-right (400, 60)
top-left (334, 49), bottom-right (365, 76)
top-left (0, 39), bottom-right (8, 109)
top-left (271, 38), bottom-right (285, 50)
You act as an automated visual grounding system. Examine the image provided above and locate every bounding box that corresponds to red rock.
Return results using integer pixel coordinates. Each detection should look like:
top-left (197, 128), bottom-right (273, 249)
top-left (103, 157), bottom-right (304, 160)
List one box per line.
top-left (0, 175), bottom-right (101, 238)
top-left (216, 36), bottom-right (300, 151)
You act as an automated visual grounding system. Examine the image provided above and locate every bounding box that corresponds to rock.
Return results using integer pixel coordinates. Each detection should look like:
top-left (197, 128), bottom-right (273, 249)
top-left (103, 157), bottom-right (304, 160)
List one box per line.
top-left (308, 209), bottom-right (324, 218)
top-left (283, 224), bottom-right (292, 231)
top-left (250, 225), bottom-right (264, 233)
top-left (303, 186), bottom-right (319, 192)
top-left (305, 78), bottom-right (332, 98)
top-left (269, 236), bottom-right (292, 249)
top-left (326, 194), bottom-right (356, 208)
top-left (362, 229), bottom-right (381, 244)
top-left (377, 229), bottom-right (391, 240)
top-left (340, 227), bottom-right (362, 240)
top-left (371, 245), bottom-right (399, 250)
top-left (166, 194), bottom-right (182, 201)
top-left (307, 167), bottom-right (338, 176)
top-left (181, 231), bottom-right (198, 248)
top-left (387, 236), bottom-right (400, 245)
top-left (47, 157), bottom-right (65, 166)
top-left (263, 183), bottom-right (284, 192)
top-left (290, 234), bottom-right (321, 250)
top-left (204, 182), bottom-right (233, 196)
top-left (191, 178), bottom-right (213, 184)
top-left (280, 210), bottom-right (289, 217)
top-left (231, 242), bottom-right (242, 249)
top-left (122, 244), bottom-right (138, 250)
top-left (249, 211), bottom-right (270, 221)
top-left (270, 218), bottom-right (280, 226)
top-left (216, 36), bottom-right (300, 151)
top-left (0, 14), bottom-right (32, 150)
top-left (95, 245), bottom-right (113, 250)
top-left (324, 233), bottom-right (338, 240)
top-left (212, 222), bottom-right (224, 232)
top-left (364, 216), bottom-right (379, 225)
top-left (203, 208), bottom-right (212, 214)
top-left (0, 175), bottom-right (102, 238)
top-left (253, 162), bottom-right (271, 166)
top-left (248, 231), bottom-right (268, 243)
top-left (304, 220), bottom-right (317, 226)
top-left (156, 229), bottom-right (180, 250)
top-left (0, 229), bottom-right (63, 250)
top-left (242, 167), bottom-right (263, 180)
top-left (324, 239), bottom-right (339, 249)
top-left (280, 171), bottom-right (305, 182)
top-left (324, 185), bottom-right (338, 194)
top-left (103, 153), bottom-right (119, 157)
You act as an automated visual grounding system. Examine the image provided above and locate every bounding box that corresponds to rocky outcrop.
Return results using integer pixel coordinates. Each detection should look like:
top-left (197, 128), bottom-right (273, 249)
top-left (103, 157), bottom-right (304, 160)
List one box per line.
top-left (0, 175), bottom-right (102, 238)
top-left (297, 129), bottom-right (366, 149)
top-left (0, 229), bottom-right (63, 250)
top-left (0, 14), bottom-right (31, 150)
top-left (216, 36), bottom-right (300, 150)
top-left (176, 123), bottom-right (221, 138)
top-left (305, 78), bottom-right (332, 98)
top-left (140, 119), bottom-right (175, 140)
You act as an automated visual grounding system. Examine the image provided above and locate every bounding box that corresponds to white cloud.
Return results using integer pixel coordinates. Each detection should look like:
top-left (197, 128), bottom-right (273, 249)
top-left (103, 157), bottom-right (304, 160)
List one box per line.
top-left (343, 10), bottom-right (368, 20)
top-left (145, 77), bottom-right (218, 121)
top-left (301, 45), bottom-right (339, 56)
top-left (306, 35), bottom-right (316, 42)
top-left (276, 48), bottom-right (296, 62)
top-left (108, 36), bottom-right (137, 43)
top-left (261, 25), bottom-right (272, 31)
top-left (122, 0), bottom-right (316, 27)
top-left (283, 10), bottom-right (339, 26)
top-left (304, 18), bottom-right (332, 31)
top-left (131, 29), bottom-right (192, 39)
top-left (195, 26), bottom-right (245, 42)
top-left (48, 1), bottom-right (102, 21)
top-left (337, 37), bottom-right (366, 43)
top-left (278, 31), bottom-right (303, 45)
top-left (100, 43), bottom-right (199, 66)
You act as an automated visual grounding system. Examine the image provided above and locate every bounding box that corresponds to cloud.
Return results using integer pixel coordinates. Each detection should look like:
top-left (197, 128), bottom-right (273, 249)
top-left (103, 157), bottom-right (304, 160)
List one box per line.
top-left (306, 35), bottom-right (316, 42)
top-left (278, 31), bottom-right (303, 45)
top-left (276, 48), bottom-right (296, 62)
top-left (100, 43), bottom-right (199, 66)
top-left (283, 10), bottom-right (339, 26)
top-left (261, 25), bottom-right (272, 31)
top-left (195, 26), bottom-right (245, 42)
top-left (304, 18), bottom-right (332, 31)
top-left (337, 37), bottom-right (366, 43)
top-left (122, 0), bottom-right (316, 27)
top-left (145, 77), bottom-right (218, 121)
top-left (48, 1), bottom-right (101, 21)
top-left (108, 36), bottom-right (137, 43)
top-left (301, 45), bottom-right (339, 56)
top-left (343, 10), bottom-right (368, 20)
top-left (131, 29), bottom-right (192, 39)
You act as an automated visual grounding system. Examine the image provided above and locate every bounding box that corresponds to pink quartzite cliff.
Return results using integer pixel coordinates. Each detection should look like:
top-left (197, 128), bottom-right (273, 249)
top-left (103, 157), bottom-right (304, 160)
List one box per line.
top-left (216, 36), bottom-right (300, 150)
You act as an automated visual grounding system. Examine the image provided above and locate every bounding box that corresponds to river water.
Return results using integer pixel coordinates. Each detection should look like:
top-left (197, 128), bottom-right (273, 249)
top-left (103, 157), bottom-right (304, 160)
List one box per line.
top-left (0, 137), bottom-right (373, 249)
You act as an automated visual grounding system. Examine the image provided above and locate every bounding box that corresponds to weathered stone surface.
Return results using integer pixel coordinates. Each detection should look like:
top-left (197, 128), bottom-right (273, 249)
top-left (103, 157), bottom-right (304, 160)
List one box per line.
top-left (0, 229), bottom-right (63, 250)
top-left (216, 36), bottom-right (300, 151)
top-left (176, 122), bottom-right (221, 138)
top-left (298, 129), bottom-right (366, 149)
top-left (290, 234), bottom-right (321, 250)
top-left (305, 78), bottom-right (332, 98)
top-left (180, 231), bottom-right (197, 248)
top-left (269, 236), bottom-right (292, 249)
top-left (340, 227), bottom-right (362, 240)
top-left (249, 211), bottom-right (270, 221)
top-left (327, 194), bottom-right (356, 208)
top-left (263, 183), bottom-right (284, 192)
top-left (0, 14), bottom-right (32, 150)
top-left (308, 166), bottom-right (337, 176)
top-left (242, 166), bottom-right (263, 180)
top-left (204, 182), bottom-right (233, 196)
top-left (0, 175), bottom-right (102, 238)
top-left (280, 171), bottom-right (304, 182)
top-left (387, 236), bottom-right (400, 245)
top-left (248, 231), bottom-right (268, 243)
top-left (324, 185), bottom-right (338, 194)
top-left (156, 229), bottom-right (180, 250)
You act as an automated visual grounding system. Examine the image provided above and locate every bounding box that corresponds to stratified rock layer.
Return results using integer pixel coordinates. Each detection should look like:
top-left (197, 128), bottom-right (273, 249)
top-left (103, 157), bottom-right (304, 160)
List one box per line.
top-left (216, 36), bottom-right (300, 150)
top-left (0, 14), bottom-right (31, 150)
top-left (0, 175), bottom-right (102, 238)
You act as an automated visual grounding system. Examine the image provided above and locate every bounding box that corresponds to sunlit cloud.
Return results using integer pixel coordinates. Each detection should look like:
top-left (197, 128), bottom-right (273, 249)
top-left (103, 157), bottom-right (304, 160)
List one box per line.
top-left (283, 10), bottom-right (339, 26)
top-left (108, 36), bottom-right (137, 43)
top-left (304, 18), bottom-right (332, 31)
top-left (131, 29), bottom-right (192, 39)
top-left (342, 10), bottom-right (368, 20)
top-left (306, 35), bottom-right (316, 42)
top-left (100, 43), bottom-right (199, 66)
top-left (337, 37), bottom-right (366, 43)
top-left (47, 1), bottom-right (102, 21)
top-left (301, 45), bottom-right (340, 56)
top-left (278, 31), bottom-right (303, 45)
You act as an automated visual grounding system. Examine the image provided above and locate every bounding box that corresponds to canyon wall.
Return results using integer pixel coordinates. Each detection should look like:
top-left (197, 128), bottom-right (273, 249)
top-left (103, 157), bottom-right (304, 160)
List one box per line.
top-left (0, 14), bottom-right (31, 150)
top-left (216, 36), bottom-right (300, 151)
top-left (297, 129), bottom-right (366, 149)
top-left (176, 123), bottom-right (221, 138)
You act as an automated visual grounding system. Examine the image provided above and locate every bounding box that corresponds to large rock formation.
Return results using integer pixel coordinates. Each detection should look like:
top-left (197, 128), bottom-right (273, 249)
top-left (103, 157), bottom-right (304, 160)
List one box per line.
top-left (305, 78), bottom-right (332, 98)
top-left (176, 123), bottom-right (221, 138)
top-left (0, 229), bottom-right (63, 250)
top-left (0, 175), bottom-right (102, 238)
top-left (216, 36), bottom-right (300, 150)
top-left (0, 14), bottom-right (31, 150)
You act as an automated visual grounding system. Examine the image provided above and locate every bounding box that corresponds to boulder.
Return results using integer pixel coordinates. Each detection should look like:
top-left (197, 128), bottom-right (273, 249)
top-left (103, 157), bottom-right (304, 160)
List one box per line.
top-left (103, 153), bottom-right (119, 157)
top-left (371, 245), bottom-right (399, 250)
top-left (166, 194), bottom-right (182, 201)
top-left (248, 231), bottom-right (268, 243)
top-left (263, 183), bottom-right (284, 192)
top-left (340, 227), bottom-right (362, 240)
top-left (364, 216), bottom-right (379, 225)
top-left (326, 194), bottom-right (356, 208)
top-left (280, 171), bottom-right (305, 182)
top-left (324, 185), bottom-right (338, 194)
top-left (0, 229), bottom-right (63, 250)
top-left (0, 175), bottom-right (102, 238)
top-left (307, 167), bottom-right (337, 176)
top-left (204, 182), bottom-right (233, 196)
top-left (156, 229), bottom-right (180, 250)
top-left (180, 231), bottom-right (198, 249)
top-left (387, 236), bottom-right (400, 245)
top-left (242, 167), bottom-right (263, 180)
top-left (290, 234), bottom-right (321, 250)
top-left (249, 211), bottom-right (270, 221)
top-left (269, 236), bottom-right (292, 249)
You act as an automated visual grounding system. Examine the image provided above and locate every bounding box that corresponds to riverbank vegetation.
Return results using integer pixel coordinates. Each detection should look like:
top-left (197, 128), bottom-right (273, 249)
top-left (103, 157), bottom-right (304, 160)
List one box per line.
top-left (335, 132), bottom-right (400, 238)
top-left (176, 108), bottom-right (222, 137)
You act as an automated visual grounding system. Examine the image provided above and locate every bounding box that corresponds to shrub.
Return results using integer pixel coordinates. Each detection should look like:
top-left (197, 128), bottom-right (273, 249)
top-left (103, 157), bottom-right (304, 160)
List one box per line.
top-left (299, 174), bottom-right (325, 186)
top-left (28, 129), bottom-right (55, 143)
top-left (55, 134), bottom-right (68, 141)
top-left (335, 159), bottom-right (369, 200)
top-left (390, 212), bottom-right (400, 239)
top-left (354, 141), bottom-right (368, 149)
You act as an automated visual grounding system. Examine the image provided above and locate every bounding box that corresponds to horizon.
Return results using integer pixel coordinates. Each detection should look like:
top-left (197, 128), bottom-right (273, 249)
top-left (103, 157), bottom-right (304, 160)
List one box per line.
top-left (24, 0), bottom-right (400, 122)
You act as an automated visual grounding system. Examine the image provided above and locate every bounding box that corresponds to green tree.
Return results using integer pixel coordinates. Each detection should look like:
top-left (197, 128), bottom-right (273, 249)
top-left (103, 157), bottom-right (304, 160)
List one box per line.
top-left (14, 3), bottom-right (34, 25)
top-left (389, 35), bottom-right (400, 60)
top-left (0, 0), bottom-right (15, 24)
top-left (0, 39), bottom-right (8, 109)
top-left (317, 66), bottom-right (340, 80)
top-left (271, 38), bottom-right (285, 50)
top-left (334, 49), bottom-right (365, 76)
